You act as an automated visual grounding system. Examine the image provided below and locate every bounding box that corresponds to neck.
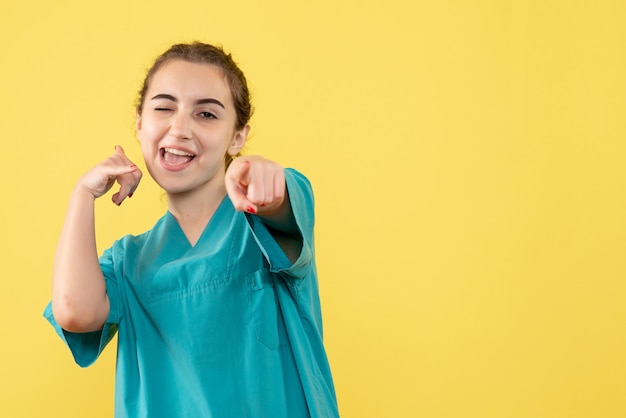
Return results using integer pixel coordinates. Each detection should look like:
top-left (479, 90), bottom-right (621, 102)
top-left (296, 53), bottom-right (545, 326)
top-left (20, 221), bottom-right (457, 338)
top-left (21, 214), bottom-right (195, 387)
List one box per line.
top-left (167, 181), bottom-right (227, 230)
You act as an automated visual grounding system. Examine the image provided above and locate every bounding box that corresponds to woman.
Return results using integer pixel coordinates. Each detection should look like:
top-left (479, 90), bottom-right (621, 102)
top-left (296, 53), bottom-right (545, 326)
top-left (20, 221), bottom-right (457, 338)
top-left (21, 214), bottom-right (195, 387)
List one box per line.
top-left (44, 42), bottom-right (339, 418)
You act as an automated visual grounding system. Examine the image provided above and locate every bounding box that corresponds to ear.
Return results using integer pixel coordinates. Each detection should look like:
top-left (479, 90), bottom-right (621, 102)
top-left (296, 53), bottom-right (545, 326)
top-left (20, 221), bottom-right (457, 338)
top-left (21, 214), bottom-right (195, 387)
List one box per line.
top-left (227, 124), bottom-right (250, 156)
top-left (135, 110), bottom-right (142, 133)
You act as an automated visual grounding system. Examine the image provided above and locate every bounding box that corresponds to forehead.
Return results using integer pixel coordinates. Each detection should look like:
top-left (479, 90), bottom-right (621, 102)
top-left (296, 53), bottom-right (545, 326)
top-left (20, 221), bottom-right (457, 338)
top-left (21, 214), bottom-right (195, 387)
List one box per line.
top-left (148, 60), bottom-right (232, 103)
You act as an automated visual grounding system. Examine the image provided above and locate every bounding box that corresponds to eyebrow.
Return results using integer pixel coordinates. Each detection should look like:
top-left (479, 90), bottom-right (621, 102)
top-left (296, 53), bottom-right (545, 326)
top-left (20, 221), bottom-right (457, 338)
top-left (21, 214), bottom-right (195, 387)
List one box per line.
top-left (151, 94), bottom-right (225, 109)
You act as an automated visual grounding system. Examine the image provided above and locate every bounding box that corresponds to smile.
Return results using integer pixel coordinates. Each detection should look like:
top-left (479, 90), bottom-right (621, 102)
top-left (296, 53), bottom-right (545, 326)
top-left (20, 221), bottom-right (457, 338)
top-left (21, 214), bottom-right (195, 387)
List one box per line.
top-left (161, 147), bottom-right (195, 164)
top-left (160, 147), bottom-right (196, 171)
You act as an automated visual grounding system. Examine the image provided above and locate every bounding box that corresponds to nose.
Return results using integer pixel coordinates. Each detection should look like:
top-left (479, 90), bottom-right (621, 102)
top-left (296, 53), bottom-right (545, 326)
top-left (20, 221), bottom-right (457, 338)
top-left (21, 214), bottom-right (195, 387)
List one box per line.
top-left (169, 112), bottom-right (193, 140)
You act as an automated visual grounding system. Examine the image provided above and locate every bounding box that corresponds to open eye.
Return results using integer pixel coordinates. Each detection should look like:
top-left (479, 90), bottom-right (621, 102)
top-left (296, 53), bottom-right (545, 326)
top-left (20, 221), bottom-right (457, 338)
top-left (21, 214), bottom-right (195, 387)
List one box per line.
top-left (198, 111), bottom-right (217, 119)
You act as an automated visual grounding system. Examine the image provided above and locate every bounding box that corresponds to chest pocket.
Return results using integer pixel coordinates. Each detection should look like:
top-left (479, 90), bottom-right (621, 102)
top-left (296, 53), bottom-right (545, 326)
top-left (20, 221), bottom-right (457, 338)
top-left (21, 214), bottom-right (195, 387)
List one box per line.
top-left (246, 269), bottom-right (290, 350)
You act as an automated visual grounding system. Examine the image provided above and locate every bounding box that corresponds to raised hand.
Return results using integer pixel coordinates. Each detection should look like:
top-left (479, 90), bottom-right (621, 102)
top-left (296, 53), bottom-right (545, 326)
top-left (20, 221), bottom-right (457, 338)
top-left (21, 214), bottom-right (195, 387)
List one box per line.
top-left (225, 155), bottom-right (286, 215)
top-left (78, 145), bottom-right (142, 206)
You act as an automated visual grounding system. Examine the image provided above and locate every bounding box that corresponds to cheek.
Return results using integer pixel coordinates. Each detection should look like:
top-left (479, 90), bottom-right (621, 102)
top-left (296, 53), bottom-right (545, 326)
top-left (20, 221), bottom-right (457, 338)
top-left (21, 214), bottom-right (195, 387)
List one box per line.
top-left (137, 118), bottom-right (161, 143)
top-left (137, 128), bottom-right (159, 160)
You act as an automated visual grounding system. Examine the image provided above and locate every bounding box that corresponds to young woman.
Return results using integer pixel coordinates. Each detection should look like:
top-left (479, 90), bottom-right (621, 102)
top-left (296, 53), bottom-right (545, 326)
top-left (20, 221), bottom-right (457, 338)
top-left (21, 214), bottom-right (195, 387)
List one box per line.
top-left (44, 42), bottom-right (339, 418)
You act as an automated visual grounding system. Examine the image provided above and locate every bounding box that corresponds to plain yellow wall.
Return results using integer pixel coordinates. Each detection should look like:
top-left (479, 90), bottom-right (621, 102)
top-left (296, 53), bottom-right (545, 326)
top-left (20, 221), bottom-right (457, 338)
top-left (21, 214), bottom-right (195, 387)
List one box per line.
top-left (1, 1), bottom-right (625, 417)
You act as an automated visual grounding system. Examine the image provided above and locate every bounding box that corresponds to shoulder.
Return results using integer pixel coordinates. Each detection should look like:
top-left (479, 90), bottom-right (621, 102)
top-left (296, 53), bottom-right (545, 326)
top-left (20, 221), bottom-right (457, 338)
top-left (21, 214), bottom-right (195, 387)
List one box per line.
top-left (103, 214), bottom-right (168, 257)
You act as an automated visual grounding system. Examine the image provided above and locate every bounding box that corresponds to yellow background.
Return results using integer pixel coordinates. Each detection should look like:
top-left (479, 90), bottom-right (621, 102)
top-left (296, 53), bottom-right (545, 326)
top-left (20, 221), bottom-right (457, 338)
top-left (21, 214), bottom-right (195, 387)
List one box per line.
top-left (1, 1), bottom-right (625, 417)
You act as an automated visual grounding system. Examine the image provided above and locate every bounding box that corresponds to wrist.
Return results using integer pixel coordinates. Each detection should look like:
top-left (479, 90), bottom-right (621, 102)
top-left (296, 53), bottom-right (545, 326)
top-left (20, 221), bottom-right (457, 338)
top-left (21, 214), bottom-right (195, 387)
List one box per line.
top-left (72, 184), bottom-right (98, 203)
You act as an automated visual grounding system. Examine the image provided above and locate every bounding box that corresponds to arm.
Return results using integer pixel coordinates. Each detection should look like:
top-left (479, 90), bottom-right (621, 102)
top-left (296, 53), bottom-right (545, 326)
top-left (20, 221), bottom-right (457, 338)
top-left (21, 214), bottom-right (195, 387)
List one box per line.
top-left (52, 146), bottom-right (141, 333)
top-left (255, 187), bottom-right (303, 264)
top-left (225, 156), bottom-right (302, 263)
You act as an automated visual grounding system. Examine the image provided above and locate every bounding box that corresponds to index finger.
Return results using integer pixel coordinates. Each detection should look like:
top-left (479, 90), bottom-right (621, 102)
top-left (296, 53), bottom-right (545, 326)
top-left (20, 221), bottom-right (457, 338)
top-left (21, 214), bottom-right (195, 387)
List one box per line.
top-left (228, 159), bottom-right (252, 186)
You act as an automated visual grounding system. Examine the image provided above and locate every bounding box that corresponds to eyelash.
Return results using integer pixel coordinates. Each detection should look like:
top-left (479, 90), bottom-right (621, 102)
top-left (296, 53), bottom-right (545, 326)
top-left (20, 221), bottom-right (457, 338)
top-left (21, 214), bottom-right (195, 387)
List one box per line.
top-left (154, 108), bottom-right (216, 120)
top-left (198, 112), bottom-right (217, 119)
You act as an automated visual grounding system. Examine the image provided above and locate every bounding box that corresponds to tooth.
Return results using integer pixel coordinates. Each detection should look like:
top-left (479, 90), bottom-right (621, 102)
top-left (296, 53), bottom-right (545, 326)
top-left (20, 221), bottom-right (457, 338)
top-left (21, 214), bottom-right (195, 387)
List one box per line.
top-left (164, 147), bottom-right (193, 156)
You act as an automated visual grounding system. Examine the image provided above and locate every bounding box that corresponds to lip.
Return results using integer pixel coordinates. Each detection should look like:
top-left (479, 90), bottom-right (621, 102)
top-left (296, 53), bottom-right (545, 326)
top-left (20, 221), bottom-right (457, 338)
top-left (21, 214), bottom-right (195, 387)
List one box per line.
top-left (159, 146), bottom-right (196, 172)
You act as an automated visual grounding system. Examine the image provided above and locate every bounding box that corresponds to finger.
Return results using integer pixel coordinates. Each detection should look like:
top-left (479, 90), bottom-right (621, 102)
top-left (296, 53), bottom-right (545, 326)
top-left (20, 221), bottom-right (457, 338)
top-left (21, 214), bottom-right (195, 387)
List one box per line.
top-left (229, 182), bottom-right (256, 213)
top-left (273, 169), bottom-right (286, 204)
top-left (115, 144), bottom-right (126, 157)
top-left (114, 144), bottom-right (138, 167)
top-left (112, 181), bottom-right (134, 205)
top-left (245, 164), bottom-right (266, 206)
top-left (124, 166), bottom-right (143, 198)
top-left (226, 160), bottom-right (256, 213)
top-left (110, 165), bottom-right (140, 206)
top-left (112, 184), bottom-right (132, 206)
top-left (230, 158), bottom-right (252, 187)
top-left (107, 163), bottom-right (138, 177)
top-left (128, 168), bottom-right (143, 197)
top-left (91, 164), bottom-right (138, 192)
top-left (229, 189), bottom-right (256, 214)
top-left (254, 166), bottom-right (284, 208)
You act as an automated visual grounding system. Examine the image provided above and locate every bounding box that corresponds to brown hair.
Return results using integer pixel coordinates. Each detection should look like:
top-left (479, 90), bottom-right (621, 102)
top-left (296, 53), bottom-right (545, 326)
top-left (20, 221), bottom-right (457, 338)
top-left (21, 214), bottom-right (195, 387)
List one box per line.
top-left (136, 42), bottom-right (254, 164)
